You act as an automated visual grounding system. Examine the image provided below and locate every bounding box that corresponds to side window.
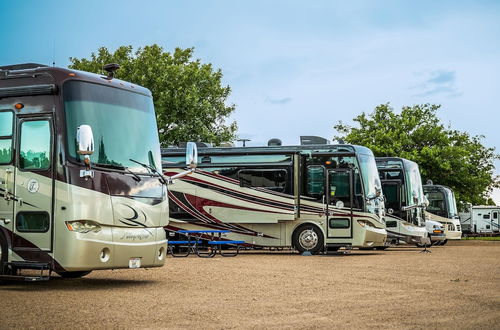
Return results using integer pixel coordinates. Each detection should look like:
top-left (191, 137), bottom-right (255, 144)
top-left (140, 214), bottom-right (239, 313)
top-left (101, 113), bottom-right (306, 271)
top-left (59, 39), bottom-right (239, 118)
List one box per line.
top-left (306, 166), bottom-right (325, 198)
top-left (0, 111), bottom-right (14, 164)
top-left (329, 218), bottom-right (350, 229)
top-left (493, 212), bottom-right (498, 219)
top-left (16, 212), bottom-right (50, 232)
top-left (19, 120), bottom-right (51, 170)
top-left (483, 214), bottom-right (490, 220)
top-left (238, 169), bottom-right (287, 192)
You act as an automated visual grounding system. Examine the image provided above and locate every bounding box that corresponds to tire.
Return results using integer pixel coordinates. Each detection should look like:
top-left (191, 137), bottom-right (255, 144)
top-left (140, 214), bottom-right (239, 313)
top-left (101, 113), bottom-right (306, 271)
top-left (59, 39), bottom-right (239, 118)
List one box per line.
top-left (375, 246), bottom-right (389, 250)
top-left (292, 224), bottom-right (324, 254)
top-left (56, 271), bottom-right (92, 278)
top-left (0, 233), bottom-right (7, 275)
top-left (441, 239), bottom-right (448, 246)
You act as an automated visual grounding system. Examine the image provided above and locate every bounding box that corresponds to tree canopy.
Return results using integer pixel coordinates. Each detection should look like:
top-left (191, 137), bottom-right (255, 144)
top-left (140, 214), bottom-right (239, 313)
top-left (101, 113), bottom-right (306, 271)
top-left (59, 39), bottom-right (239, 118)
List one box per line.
top-left (334, 103), bottom-right (499, 208)
top-left (69, 45), bottom-right (237, 146)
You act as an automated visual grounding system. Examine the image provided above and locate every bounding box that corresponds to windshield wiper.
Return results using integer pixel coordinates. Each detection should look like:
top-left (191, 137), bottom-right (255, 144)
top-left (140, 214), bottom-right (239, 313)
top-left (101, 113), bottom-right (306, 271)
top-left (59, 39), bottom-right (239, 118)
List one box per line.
top-left (93, 162), bottom-right (126, 170)
top-left (129, 159), bottom-right (167, 184)
top-left (93, 162), bottom-right (141, 182)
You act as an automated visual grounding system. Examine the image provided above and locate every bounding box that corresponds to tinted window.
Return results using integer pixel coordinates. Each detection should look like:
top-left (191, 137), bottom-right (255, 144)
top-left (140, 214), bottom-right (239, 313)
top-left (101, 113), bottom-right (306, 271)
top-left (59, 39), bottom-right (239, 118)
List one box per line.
top-left (16, 212), bottom-right (50, 232)
top-left (0, 140), bottom-right (12, 164)
top-left (0, 111), bottom-right (13, 136)
top-left (329, 218), bottom-right (350, 229)
top-left (306, 166), bottom-right (325, 197)
top-left (239, 169), bottom-right (287, 192)
top-left (483, 214), bottom-right (490, 219)
top-left (382, 183), bottom-right (399, 211)
top-left (0, 111), bottom-right (13, 164)
top-left (386, 220), bottom-right (398, 227)
top-left (19, 120), bottom-right (51, 170)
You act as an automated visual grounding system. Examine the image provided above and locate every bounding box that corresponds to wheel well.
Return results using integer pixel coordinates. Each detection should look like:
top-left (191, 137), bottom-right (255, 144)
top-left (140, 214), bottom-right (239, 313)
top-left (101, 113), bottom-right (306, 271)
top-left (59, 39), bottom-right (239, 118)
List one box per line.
top-left (292, 222), bottom-right (325, 248)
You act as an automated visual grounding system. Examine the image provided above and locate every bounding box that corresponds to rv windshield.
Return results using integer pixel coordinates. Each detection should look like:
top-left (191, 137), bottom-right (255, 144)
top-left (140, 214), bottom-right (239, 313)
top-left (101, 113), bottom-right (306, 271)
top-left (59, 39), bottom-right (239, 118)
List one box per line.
top-left (64, 81), bottom-right (161, 173)
top-left (405, 162), bottom-right (424, 205)
top-left (358, 153), bottom-right (384, 215)
top-left (445, 188), bottom-right (458, 218)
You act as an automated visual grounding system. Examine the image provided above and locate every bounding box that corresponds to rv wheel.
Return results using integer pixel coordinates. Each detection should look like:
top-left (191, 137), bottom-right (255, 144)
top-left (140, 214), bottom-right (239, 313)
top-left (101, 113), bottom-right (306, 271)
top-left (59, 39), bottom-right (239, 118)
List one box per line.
top-left (441, 239), bottom-right (448, 246)
top-left (293, 224), bottom-right (324, 254)
top-left (56, 271), bottom-right (92, 278)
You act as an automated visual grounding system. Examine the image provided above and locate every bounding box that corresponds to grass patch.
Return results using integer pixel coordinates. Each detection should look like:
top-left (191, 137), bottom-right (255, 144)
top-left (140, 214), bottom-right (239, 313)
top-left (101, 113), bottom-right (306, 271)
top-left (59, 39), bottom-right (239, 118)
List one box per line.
top-left (462, 236), bottom-right (500, 241)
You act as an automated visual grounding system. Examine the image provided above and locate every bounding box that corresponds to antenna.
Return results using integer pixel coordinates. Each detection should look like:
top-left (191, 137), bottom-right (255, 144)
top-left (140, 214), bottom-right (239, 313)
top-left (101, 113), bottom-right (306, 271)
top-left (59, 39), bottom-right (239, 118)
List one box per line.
top-left (52, 39), bottom-right (56, 67)
top-left (237, 138), bottom-right (250, 147)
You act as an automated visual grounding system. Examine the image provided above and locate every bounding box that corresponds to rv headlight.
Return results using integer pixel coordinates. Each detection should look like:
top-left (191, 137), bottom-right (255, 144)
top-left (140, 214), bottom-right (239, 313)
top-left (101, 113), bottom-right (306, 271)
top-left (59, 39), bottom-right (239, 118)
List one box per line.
top-left (66, 220), bottom-right (102, 234)
top-left (357, 220), bottom-right (372, 228)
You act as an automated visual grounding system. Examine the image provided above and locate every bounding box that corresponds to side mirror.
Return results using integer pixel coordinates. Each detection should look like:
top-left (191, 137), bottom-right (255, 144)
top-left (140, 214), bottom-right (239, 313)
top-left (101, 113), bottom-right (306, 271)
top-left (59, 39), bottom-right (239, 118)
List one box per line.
top-left (77, 125), bottom-right (94, 155)
top-left (423, 195), bottom-right (430, 208)
top-left (186, 142), bottom-right (198, 169)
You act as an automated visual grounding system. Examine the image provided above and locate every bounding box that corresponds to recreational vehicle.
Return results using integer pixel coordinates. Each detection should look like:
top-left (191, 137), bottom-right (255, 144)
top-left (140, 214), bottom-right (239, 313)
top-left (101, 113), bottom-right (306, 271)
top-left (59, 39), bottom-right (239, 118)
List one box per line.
top-left (376, 157), bottom-right (444, 246)
top-left (162, 139), bottom-right (387, 254)
top-left (0, 63), bottom-right (195, 281)
top-left (423, 182), bottom-right (462, 243)
top-left (459, 205), bottom-right (500, 234)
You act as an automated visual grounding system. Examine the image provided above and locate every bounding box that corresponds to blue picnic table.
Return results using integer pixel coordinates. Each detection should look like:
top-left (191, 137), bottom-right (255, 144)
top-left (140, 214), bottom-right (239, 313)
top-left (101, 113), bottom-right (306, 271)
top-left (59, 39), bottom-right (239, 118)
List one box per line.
top-left (168, 229), bottom-right (245, 257)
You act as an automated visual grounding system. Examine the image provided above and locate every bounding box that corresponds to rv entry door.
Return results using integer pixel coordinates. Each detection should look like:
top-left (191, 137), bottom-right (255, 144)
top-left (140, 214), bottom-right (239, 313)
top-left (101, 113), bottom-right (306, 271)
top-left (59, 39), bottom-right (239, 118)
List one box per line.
top-left (326, 169), bottom-right (353, 238)
top-left (12, 117), bottom-right (54, 257)
top-left (0, 110), bottom-right (15, 244)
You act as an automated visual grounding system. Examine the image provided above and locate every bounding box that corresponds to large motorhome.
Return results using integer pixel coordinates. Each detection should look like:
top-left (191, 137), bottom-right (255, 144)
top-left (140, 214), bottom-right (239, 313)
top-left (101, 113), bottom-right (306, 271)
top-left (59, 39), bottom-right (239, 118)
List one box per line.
top-left (376, 157), bottom-right (443, 246)
top-left (0, 63), bottom-right (194, 280)
top-left (162, 139), bottom-right (387, 254)
top-left (459, 205), bottom-right (500, 234)
top-left (423, 182), bottom-right (462, 243)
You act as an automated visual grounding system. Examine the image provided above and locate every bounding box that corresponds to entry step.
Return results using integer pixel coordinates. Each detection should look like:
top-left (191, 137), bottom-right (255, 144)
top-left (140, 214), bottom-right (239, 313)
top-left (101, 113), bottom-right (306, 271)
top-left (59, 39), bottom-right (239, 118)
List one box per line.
top-left (0, 274), bottom-right (50, 282)
top-left (6, 261), bottom-right (50, 270)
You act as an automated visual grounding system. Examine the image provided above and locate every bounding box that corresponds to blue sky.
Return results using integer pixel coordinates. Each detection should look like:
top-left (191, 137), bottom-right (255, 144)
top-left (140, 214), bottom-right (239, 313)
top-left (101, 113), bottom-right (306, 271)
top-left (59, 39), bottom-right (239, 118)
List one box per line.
top-left (1, 0), bottom-right (499, 203)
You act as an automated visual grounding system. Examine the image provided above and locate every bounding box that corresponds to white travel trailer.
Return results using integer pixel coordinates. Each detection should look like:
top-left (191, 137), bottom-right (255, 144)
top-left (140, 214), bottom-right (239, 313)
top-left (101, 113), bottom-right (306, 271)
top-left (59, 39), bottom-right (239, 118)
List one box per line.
top-left (376, 157), bottom-right (444, 246)
top-left (459, 205), bottom-right (500, 234)
top-left (0, 63), bottom-right (195, 281)
top-left (423, 182), bottom-right (462, 243)
top-left (162, 140), bottom-right (387, 254)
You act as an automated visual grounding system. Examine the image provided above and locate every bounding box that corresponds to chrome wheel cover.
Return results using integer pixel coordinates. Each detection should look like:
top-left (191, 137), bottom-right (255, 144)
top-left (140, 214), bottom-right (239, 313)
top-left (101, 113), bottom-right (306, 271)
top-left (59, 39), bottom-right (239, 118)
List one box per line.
top-left (298, 229), bottom-right (318, 250)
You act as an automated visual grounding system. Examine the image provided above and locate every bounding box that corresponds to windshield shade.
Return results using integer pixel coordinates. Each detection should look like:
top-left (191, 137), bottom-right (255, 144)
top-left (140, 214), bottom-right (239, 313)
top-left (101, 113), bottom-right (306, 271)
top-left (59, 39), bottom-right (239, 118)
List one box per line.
top-left (64, 81), bottom-right (161, 173)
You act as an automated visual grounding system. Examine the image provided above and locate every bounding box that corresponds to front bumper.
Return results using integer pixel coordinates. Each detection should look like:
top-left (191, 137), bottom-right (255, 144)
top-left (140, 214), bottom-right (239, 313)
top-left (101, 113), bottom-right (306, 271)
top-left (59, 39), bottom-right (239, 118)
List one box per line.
top-left (55, 227), bottom-right (167, 272)
top-left (356, 225), bottom-right (387, 248)
top-left (445, 230), bottom-right (462, 240)
top-left (429, 232), bottom-right (446, 242)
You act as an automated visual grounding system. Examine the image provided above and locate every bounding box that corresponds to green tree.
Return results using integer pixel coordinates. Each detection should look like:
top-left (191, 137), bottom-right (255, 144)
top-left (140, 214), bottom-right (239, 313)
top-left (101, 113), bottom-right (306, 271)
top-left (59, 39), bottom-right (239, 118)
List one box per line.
top-left (69, 45), bottom-right (237, 146)
top-left (334, 103), bottom-right (499, 208)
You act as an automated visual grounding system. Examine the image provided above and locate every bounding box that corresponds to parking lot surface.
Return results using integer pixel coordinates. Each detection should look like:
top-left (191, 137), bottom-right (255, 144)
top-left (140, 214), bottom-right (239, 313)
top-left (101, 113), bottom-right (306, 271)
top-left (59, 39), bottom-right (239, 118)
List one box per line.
top-left (1, 240), bottom-right (499, 329)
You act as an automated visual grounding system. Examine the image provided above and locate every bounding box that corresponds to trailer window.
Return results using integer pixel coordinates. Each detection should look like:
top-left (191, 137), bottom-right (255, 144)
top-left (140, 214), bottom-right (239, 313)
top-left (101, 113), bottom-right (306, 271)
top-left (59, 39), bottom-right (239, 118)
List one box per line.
top-left (19, 120), bottom-right (51, 170)
top-left (0, 111), bottom-right (13, 164)
top-left (483, 214), bottom-right (490, 219)
top-left (238, 169), bottom-right (287, 192)
top-left (16, 212), bottom-right (50, 232)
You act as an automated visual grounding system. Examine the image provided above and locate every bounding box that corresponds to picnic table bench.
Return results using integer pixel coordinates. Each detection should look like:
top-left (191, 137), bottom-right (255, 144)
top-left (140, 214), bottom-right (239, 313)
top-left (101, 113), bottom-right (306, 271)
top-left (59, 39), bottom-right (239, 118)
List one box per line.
top-left (168, 230), bottom-right (245, 258)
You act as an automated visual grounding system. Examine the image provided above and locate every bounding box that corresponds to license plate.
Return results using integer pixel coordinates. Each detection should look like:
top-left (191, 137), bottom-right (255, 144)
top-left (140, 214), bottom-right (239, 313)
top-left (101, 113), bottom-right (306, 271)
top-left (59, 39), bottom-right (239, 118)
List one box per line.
top-left (129, 257), bottom-right (141, 269)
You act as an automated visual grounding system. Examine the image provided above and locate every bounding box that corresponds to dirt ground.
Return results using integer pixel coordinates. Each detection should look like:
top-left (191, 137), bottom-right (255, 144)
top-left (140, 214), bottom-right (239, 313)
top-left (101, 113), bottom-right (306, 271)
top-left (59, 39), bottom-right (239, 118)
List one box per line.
top-left (1, 240), bottom-right (499, 330)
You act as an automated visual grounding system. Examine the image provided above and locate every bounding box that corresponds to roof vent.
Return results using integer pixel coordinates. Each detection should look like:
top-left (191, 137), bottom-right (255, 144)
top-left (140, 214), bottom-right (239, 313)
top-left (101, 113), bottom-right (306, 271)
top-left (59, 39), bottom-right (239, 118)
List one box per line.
top-left (300, 136), bottom-right (329, 145)
top-left (268, 138), bottom-right (282, 146)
